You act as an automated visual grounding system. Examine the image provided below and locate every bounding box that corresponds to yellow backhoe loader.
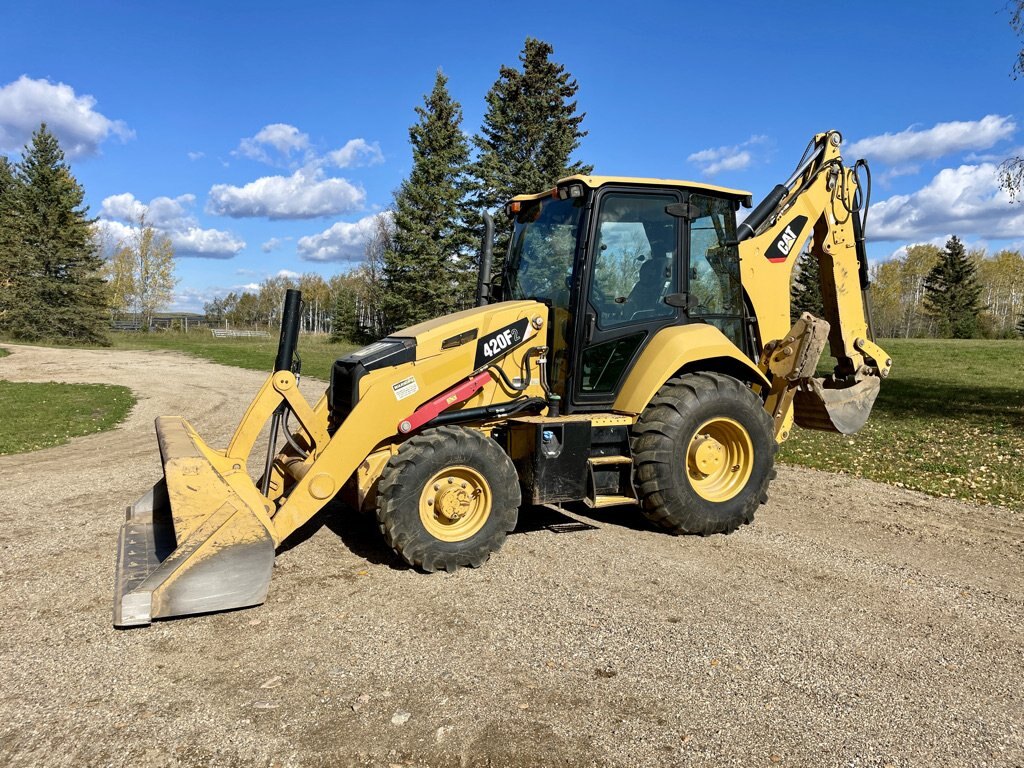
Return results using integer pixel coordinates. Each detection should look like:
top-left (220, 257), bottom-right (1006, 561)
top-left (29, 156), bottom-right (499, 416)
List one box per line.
top-left (113, 130), bottom-right (891, 627)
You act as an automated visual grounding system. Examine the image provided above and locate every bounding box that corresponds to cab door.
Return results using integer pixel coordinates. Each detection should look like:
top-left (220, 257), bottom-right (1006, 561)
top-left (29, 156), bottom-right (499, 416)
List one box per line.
top-left (570, 188), bottom-right (683, 408)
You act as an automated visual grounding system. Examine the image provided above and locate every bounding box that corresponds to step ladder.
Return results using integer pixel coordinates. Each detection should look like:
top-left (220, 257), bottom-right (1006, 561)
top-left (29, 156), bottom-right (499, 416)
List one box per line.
top-left (585, 454), bottom-right (638, 508)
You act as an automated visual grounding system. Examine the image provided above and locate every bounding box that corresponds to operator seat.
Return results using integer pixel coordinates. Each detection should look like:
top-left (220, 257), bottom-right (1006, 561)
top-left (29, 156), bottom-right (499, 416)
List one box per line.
top-left (625, 257), bottom-right (672, 320)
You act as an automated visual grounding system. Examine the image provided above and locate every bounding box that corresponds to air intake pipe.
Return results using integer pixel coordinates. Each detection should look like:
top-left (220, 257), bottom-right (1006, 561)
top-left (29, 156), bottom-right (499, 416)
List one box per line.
top-left (476, 211), bottom-right (495, 307)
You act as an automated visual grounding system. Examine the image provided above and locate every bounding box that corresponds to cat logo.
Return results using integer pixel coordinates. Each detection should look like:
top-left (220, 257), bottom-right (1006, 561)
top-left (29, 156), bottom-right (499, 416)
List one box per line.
top-left (778, 226), bottom-right (797, 255)
top-left (765, 215), bottom-right (807, 263)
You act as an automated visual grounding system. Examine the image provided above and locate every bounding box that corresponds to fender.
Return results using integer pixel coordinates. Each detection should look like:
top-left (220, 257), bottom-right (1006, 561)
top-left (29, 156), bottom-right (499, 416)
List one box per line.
top-left (612, 324), bottom-right (768, 416)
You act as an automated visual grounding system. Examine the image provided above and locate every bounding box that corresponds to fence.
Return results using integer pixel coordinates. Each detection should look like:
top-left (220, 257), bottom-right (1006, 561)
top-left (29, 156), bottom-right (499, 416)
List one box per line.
top-left (210, 328), bottom-right (271, 338)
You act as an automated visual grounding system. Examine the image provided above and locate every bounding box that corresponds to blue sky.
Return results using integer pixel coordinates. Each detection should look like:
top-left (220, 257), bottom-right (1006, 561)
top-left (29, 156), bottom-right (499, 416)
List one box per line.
top-left (2, 1), bottom-right (1021, 311)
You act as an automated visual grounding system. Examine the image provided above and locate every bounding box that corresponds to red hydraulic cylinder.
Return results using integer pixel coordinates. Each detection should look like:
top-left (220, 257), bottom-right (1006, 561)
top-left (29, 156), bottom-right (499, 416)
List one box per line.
top-left (397, 371), bottom-right (494, 434)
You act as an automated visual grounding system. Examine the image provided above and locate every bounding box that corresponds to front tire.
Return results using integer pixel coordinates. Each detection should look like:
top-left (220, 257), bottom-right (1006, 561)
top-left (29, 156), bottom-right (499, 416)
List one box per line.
top-left (632, 372), bottom-right (776, 535)
top-left (376, 426), bottom-right (520, 572)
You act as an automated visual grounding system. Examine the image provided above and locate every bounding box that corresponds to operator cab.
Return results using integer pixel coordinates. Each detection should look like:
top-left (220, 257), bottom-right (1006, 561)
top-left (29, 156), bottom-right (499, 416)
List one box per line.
top-left (500, 175), bottom-right (753, 413)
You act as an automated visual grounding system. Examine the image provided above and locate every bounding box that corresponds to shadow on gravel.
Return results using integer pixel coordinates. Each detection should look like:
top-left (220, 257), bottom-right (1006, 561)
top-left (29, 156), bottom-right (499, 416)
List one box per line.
top-left (278, 499), bottom-right (659, 569)
top-left (514, 502), bottom-right (660, 534)
top-left (322, 503), bottom-right (411, 571)
top-left (276, 499), bottom-right (410, 570)
top-left (563, 501), bottom-right (661, 533)
top-left (513, 503), bottom-right (599, 535)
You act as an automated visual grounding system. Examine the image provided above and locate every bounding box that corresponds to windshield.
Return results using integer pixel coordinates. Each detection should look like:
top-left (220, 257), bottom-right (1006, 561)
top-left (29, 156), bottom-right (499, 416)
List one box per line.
top-left (505, 197), bottom-right (584, 310)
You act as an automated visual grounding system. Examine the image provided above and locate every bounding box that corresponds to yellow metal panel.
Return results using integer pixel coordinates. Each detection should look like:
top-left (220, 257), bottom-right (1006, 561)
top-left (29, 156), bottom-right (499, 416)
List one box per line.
top-left (511, 175), bottom-right (751, 202)
top-left (392, 300), bottom-right (539, 355)
top-left (612, 325), bottom-right (768, 416)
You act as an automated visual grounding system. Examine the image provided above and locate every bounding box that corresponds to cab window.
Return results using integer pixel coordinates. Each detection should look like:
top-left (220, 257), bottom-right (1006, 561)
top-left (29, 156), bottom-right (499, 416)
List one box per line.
top-left (588, 193), bottom-right (678, 330)
top-left (687, 194), bottom-right (744, 347)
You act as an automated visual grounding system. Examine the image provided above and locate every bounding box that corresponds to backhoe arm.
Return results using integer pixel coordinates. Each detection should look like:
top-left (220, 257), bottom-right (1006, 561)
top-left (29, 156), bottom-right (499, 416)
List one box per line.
top-left (737, 131), bottom-right (891, 439)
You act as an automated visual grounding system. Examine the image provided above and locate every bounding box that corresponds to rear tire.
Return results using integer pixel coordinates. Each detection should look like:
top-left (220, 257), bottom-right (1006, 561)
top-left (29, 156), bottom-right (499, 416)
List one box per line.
top-left (376, 426), bottom-right (520, 572)
top-left (632, 372), bottom-right (776, 535)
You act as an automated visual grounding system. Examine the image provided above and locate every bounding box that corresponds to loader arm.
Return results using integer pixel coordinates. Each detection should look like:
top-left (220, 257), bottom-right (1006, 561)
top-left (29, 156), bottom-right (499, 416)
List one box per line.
top-left (737, 131), bottom-right (891, 439)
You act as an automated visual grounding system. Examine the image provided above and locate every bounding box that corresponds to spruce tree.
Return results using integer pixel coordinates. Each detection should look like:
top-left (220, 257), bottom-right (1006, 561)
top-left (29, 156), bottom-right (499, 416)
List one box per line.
top-left (382, 71), bottom-right (474, 331)
top-left (790, 250), bottom-right (824, 322)
top-left (8, 125), bottom-right (109, 343)
top-left (471, 38), bottom-right (592, 271)
top-left (922, 235), bottom-right (984, 338)
top-left (0, 156), bottom-right (20, 333)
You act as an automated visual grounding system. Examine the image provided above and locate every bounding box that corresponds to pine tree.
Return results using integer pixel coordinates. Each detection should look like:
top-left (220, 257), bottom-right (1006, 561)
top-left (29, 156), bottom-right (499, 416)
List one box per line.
top-left (790, 250), bottom-right (824, 322)
top-left (381, 71), bottom-right (474, 331)
top-left (471, 38), bottom-right (592, 271)
top-left (6, 125), bottom-right (109, 343)
top-left (923, 235), bottom-right (984, 338)
top-left (0, 156), bottom-right (21, 333)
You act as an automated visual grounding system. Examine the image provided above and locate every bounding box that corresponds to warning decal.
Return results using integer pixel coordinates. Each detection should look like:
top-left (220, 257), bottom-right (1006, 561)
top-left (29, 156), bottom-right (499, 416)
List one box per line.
top-left (392, 376), bottom-right (419, 401)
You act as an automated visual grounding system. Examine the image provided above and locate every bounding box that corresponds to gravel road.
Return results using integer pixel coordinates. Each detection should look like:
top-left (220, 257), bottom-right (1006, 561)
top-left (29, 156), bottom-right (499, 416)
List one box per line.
top-left (0, 343), bottom-right (1021, 768)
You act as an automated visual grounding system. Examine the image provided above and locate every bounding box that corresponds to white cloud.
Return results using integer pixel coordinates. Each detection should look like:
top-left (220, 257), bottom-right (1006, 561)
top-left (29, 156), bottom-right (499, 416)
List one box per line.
top-left (172, 226), bottom-right (247, 257)
top-left (98, 192), bottom-right (246, 258)
top-left (207, 168), bottom-right (365, 219)
top-left (187, 150), bottom-right (204, 161)
top-left (869, 163), bottom-right (1024, 241)
top-left (326, 138), bottom-right (384, 168)
top-left (261, 236), bottom-right (292, 253)
top-left (236, 123), bottom-right (310, 164)
top-left (846, 116), bottom-right (1016, 165)
top-left (100, 192), bottom-right (148, 222)
top-left (276, 269), bottom-right (301, 278)
top-left (296, 214), bottom-right (380, 262)
top-left (0, 75), bottom-right (133, 158)
top-left (687, 135), bottom-right (767, 176)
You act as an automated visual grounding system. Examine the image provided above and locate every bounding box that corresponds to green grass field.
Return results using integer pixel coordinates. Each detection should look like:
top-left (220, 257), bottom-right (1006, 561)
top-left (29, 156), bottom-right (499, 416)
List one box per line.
top-left (0, 379), bottom-right (135, 455)
top-left (109, 331), bottom-right (355, 380)
top-left (779, 339), bottom-right (1024, 510)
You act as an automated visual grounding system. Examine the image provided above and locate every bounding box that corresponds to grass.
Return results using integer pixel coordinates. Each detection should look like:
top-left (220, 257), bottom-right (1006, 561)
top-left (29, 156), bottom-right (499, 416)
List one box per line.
top-left (108, 330), bottom-right (355, 380)
top-left (779, 338), bottom-right (1024, 511)
top-left (0, 379), bottom-right (136, 455)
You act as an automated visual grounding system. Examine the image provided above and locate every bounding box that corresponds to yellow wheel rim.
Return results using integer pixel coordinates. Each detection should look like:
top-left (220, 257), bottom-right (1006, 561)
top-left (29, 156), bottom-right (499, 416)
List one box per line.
top-left (686, 417), bottom-right (754, 503)
top-left (418, 466), bottom-right (492, 542)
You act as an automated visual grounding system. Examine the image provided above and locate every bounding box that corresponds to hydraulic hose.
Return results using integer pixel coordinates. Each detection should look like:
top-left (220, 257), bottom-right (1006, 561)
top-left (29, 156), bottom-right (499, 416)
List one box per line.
top-left (426, 397), bottom-right (546, 428)
top-left (736, 140), bottom-right (828, 242)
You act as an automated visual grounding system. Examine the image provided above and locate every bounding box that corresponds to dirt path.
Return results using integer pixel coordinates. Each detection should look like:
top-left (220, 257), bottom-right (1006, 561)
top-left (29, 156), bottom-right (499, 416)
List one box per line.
top-left (1, 343), bottom-right (1021, 768)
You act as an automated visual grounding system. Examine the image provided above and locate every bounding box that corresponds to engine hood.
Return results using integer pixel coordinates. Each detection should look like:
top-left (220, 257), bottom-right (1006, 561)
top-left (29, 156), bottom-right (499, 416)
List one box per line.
top-left (391, 300), bottom-right (546, 362)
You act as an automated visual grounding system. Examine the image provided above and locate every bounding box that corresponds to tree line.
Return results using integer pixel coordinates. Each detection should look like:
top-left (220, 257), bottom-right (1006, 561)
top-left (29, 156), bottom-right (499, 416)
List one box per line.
top-left (871, 236), bottom-right (1024, 339)
top-left (792, 236), bottom-right (1024, 340)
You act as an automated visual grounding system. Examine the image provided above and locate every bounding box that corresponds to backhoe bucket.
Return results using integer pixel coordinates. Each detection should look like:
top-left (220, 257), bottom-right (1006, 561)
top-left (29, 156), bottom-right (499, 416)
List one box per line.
top-left (113, 416), bottom-right (275, 627)
top-left (793, 375), bottom-right (881, 435)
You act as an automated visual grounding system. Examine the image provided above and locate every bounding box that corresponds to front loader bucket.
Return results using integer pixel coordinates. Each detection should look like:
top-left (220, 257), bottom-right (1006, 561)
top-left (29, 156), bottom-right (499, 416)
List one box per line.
top-left (793, 375), bottom-right (881, 435)
top-left (113, 417), bottom-right (275, 627)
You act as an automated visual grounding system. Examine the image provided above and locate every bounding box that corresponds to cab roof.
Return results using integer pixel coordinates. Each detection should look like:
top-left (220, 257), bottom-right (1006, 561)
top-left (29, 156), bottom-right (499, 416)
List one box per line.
top-left (510, 174), bottom-right (752, 205)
